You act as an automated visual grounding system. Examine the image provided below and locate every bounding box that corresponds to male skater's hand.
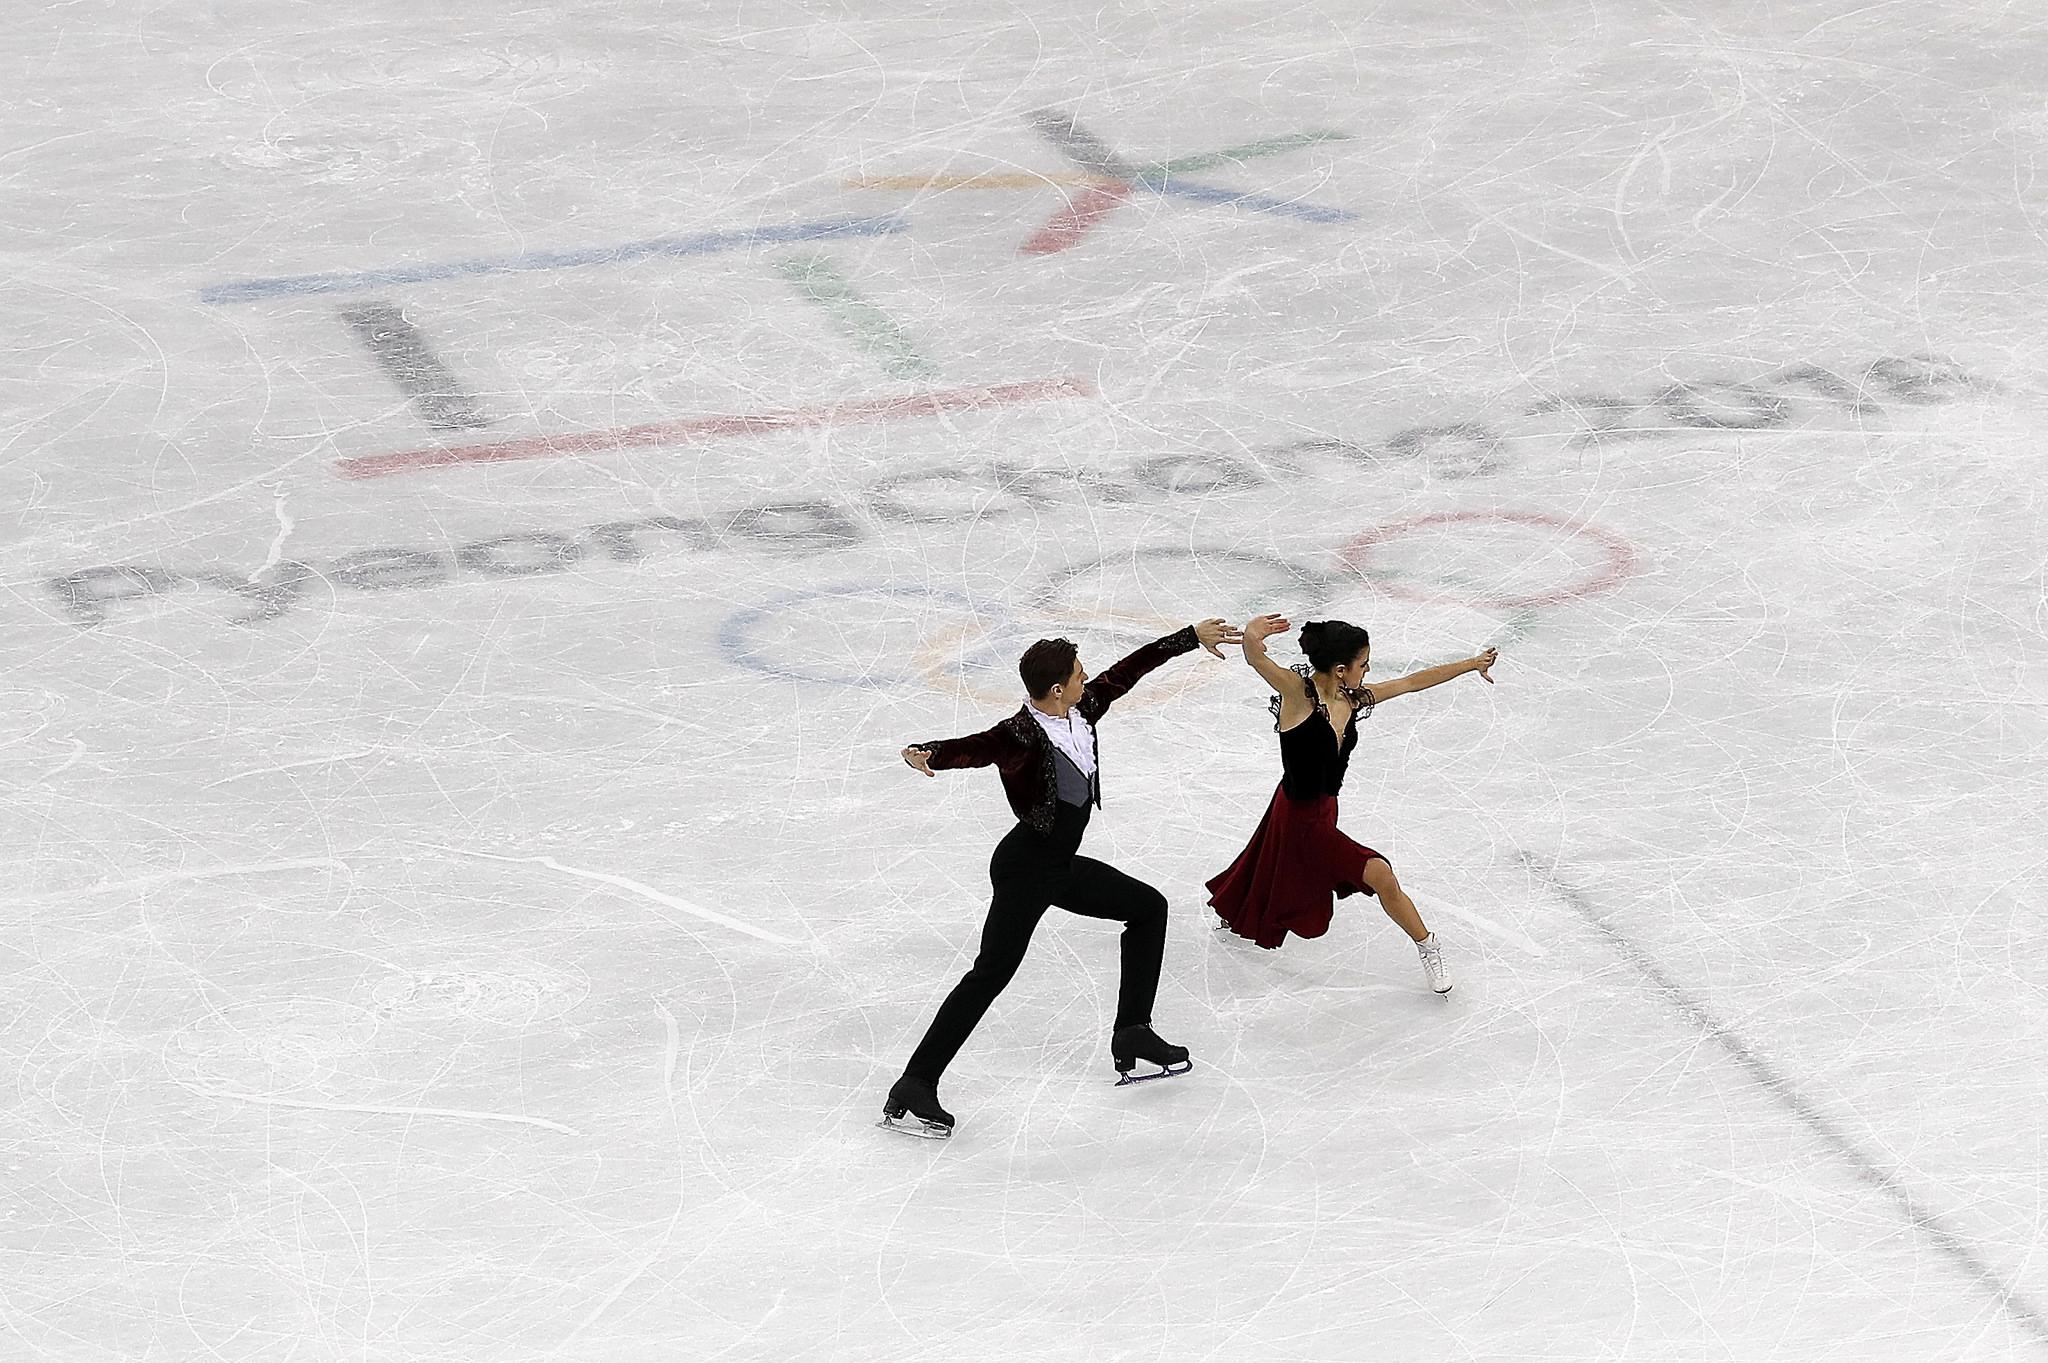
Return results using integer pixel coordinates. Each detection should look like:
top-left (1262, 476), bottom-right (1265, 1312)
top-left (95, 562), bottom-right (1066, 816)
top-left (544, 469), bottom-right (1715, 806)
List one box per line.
top-left (1470, 647), bottom-right (1499, 683)
top-left (901, 746), bottom-right (937, 776)
top-left (1193, 617), bottom-right (1243, 658)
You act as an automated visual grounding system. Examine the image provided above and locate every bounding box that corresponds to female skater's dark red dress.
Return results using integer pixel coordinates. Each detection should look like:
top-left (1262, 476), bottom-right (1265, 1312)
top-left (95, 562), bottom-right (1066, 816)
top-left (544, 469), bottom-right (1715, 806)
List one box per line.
top-left (1208, 667), bottom-right (1385, 948)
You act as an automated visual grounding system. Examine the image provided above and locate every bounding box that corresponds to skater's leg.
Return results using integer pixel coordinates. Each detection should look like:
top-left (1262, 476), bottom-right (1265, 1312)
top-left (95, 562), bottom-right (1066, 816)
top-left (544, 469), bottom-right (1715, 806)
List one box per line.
top-left (1364, 856), bottom-right (1453, 993)
top-left (1051, 857), bottom-right (1168, 1031)
top-left (1362, 856), bottom-right (1428, 942)
top-left (901, 880), bottom-right (1051, 1082)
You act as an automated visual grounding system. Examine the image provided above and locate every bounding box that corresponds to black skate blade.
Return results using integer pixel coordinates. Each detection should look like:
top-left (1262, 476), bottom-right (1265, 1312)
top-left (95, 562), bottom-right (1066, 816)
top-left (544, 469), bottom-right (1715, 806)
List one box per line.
top-left (877, 1111), bottom-right (953, 1139)
top-left (1113, 1059), bottom-right (1192, 1087)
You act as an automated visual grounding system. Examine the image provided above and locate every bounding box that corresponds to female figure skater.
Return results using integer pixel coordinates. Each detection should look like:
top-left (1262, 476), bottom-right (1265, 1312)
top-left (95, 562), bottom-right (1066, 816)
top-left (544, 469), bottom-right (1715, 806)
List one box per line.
top-left (1207, 614), bottom-right (1497, 993)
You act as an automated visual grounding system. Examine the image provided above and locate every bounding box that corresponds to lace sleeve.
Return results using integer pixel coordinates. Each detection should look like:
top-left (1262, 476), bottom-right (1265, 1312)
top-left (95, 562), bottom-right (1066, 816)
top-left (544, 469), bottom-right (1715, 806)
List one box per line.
top-left (1268, 666), bottom-right (1317, 731)
top-left (1346, 684), bottom-right (1376, 721)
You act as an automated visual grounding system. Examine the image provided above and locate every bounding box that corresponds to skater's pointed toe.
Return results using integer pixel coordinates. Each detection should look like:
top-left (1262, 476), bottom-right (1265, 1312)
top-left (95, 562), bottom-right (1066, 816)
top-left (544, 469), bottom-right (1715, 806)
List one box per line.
top-left (1416, 933), bottom-right (1453, 994)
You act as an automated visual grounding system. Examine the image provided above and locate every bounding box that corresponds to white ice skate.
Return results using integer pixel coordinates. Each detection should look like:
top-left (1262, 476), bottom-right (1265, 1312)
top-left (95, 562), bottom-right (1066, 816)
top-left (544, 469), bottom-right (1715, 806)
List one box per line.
top-left (1416, 933), bottom-right (1452, 994)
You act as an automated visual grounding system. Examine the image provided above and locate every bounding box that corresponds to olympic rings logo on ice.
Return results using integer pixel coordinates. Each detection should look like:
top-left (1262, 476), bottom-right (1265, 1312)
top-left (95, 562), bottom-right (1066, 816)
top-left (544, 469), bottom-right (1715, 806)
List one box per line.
top-left (716, 519), bottom-right (1610, 702)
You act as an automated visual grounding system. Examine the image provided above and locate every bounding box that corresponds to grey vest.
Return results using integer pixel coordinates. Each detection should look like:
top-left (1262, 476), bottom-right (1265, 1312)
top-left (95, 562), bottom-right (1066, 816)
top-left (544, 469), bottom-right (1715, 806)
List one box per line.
top-left (1049, 743), bottom-right (1098, 807)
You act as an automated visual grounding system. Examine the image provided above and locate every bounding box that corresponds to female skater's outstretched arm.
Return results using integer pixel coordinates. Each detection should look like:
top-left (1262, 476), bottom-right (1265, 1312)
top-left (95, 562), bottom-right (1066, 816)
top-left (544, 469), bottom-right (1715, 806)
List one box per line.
top-left (1370, 647), bottom-right (1497, 702)
top-left (1239, 611), bottom-right (1496, 720)
top-left (1238, 613), bottom-right (1316, 727)
top-left (1238, 614), bottom-right (1306, 692)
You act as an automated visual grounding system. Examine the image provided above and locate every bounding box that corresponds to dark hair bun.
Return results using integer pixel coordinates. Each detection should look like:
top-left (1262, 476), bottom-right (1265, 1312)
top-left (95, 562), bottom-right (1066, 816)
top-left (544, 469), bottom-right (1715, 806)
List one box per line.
top-left (1300, 618), bottom-right (1370, 673)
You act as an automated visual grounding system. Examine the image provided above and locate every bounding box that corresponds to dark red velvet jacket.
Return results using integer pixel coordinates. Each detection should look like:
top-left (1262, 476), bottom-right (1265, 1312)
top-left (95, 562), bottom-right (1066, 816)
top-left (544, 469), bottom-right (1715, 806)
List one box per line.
top-left (911, 625), bottom-right (1200, 833)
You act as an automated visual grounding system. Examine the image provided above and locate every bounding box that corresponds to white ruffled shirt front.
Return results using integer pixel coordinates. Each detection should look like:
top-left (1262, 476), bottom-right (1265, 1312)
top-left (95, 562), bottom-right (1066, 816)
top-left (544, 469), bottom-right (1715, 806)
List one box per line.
top-left (1028, 704), bottom-right (1097, 777)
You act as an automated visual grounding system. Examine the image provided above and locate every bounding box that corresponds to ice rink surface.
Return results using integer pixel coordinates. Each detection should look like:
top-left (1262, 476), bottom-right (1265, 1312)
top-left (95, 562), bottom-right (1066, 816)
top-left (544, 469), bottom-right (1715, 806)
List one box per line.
top-left (5, 1), bottom-right (2048, 1358)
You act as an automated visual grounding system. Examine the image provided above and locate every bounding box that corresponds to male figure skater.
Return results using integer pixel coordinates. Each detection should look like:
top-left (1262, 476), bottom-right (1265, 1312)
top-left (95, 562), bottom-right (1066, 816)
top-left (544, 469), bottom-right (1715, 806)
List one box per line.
top-left (883, 618), bottom-right (1242, 1138)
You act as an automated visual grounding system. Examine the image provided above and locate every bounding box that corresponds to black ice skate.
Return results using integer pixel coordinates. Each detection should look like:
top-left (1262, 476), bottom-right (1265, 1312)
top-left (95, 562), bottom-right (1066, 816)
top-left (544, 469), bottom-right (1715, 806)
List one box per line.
top-left (1111, 1024), bottom-right (1192, 1086)
top-left (878, 1074), bottom-right (955, 1139)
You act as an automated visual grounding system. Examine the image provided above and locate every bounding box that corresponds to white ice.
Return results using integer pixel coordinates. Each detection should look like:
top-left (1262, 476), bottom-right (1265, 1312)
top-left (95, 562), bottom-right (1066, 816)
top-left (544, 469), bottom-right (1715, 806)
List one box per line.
top-left (4, 2), bottom-right (2048, 1359)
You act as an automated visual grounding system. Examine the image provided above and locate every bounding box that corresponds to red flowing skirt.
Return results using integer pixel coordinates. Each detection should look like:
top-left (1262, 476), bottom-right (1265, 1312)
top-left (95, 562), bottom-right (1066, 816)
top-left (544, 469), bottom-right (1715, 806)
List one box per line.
top-left (1207, 785), bottom-right (1383, 949)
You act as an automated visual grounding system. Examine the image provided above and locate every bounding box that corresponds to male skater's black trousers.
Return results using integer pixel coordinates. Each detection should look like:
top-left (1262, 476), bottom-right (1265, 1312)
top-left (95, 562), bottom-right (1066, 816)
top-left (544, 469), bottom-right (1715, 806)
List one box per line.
top-left (904, 800), bottom-right (1168, 1084)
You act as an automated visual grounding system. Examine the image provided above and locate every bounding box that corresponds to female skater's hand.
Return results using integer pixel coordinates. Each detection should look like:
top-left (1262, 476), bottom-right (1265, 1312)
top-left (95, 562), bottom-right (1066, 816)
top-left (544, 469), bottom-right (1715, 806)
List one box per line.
top-left (1470, 647), bottom-right (1499, 683)
top-left (1193, 617), bottom-right (1243, 658)
top-left (901, 746), bottom-right (936, 776)
top-left (1242, 613), bottom-right (1290, 645)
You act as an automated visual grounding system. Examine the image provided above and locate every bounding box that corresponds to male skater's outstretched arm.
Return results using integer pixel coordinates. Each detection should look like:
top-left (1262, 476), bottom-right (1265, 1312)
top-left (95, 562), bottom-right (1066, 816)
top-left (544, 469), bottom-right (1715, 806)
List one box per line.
top-left (903, 618), bottom-right (1236, 777)
top-left (880, 619), bottom-right (1240, 1138)
top-left (899, 715), bottom-right (1028, 778)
